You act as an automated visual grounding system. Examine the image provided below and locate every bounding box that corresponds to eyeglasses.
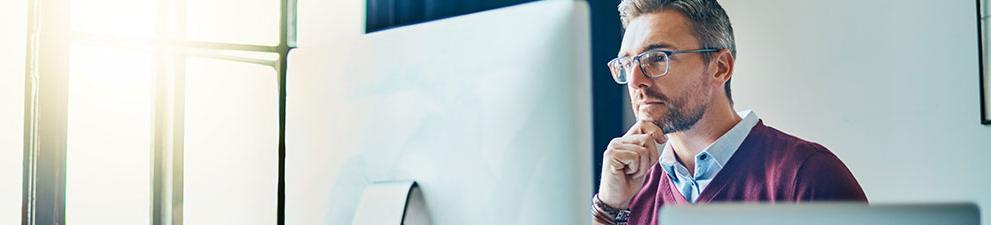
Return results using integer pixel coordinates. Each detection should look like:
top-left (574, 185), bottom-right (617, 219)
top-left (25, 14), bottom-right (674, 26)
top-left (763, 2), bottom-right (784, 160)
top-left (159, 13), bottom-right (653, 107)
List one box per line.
top-left (607, 48), bottom-right (720, 84)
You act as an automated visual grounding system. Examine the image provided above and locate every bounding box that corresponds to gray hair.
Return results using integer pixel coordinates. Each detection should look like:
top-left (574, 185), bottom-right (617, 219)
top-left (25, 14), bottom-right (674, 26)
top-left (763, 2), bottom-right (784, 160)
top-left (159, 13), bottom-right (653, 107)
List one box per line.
top-left (619, 0), bottom-right (736, 104)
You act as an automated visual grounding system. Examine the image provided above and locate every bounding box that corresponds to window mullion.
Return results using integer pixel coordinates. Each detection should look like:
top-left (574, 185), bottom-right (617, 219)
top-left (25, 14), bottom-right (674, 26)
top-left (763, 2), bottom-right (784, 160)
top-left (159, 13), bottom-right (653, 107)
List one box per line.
top-left (276, 0), bottom-right (297, 224)
top-left (151, 0), bottom-right (186, 223)
top-left (23, 0), bottom-right (71, 224)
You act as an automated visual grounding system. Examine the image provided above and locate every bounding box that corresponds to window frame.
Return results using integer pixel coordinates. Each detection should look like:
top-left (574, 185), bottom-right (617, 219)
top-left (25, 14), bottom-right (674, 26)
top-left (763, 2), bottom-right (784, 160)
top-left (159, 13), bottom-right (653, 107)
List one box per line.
top-left (21, 0), bottom-right (297, 224)
top-left (978, 0), bottom-right (991, 125)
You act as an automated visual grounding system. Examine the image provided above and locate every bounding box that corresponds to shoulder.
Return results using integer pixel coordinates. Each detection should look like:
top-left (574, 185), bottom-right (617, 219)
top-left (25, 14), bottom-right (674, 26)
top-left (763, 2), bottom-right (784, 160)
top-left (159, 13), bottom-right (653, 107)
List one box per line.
top-left (747, 122), bottom-right (831, 164)
top-left (757, 123), bottom-right (845, 172)
top-left (754, 124), bottom-right (868, 201)
top-left (792, 147), bottom-right (868, 201)
top-left (747, 122), bottom-right (858, 182)
top-left (795, 144), bottom-right (848, 176)
top-left (753, 122), bottom-right (867, 201)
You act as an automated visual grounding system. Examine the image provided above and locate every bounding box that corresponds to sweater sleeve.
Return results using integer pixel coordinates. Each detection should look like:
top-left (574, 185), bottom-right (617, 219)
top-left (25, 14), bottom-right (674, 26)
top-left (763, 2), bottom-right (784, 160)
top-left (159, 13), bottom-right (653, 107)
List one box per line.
top-left (793, 143), bottom-right (869, 202)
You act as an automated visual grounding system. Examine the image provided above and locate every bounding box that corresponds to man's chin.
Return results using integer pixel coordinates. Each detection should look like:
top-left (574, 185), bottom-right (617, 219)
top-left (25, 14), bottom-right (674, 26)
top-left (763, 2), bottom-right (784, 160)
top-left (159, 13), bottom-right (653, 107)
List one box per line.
top-left (636, 112), bottom-right (666, 124)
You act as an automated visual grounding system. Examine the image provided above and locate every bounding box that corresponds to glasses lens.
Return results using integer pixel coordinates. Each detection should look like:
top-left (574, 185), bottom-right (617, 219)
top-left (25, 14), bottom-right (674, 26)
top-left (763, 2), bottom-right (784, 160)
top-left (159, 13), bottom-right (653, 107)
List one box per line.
top-left (640, 51), bottom-right (669, 77)
top-left (608, 59), bottom-right (629, 84)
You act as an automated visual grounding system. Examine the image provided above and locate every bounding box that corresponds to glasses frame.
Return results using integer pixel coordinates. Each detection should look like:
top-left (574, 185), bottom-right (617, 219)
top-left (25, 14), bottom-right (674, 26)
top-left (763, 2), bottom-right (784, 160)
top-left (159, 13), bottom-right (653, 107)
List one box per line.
top-left (608, 48), bottom-right (720, 84)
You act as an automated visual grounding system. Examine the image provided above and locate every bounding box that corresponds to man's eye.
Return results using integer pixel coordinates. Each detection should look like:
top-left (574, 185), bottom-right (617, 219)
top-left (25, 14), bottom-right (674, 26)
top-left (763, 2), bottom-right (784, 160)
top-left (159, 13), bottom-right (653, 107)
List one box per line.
top-left (648, 55), bottom-right (666, 63)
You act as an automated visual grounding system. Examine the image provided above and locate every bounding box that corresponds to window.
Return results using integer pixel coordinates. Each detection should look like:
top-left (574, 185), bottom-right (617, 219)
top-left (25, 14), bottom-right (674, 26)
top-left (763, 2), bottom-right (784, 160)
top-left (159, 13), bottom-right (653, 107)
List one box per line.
top-left (65, 45), bottom-right (154, 224)
top-left (1, 0), bottom-right (27, 223)
top-left (23, 0), bottom-right (296, 224)
top-left (183, 57), bottom-right (279, 224)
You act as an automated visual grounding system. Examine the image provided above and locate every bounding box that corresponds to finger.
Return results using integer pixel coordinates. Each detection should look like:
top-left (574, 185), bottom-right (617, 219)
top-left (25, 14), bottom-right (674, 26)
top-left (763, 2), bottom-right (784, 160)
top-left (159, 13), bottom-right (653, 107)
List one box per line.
top-left (641, 142), bottom-right (656, 178)
top-left (639, 121), bottom-right (667, 144)
top-left (645, 140), bottom-right (660, 174)
top-left (616, 133), bottom-right (653, 147)
top-left (608, 142), bottom-right (647, 152)
top-left (635, 146), bottom-right (650, 178)
top-left (610, 141), bottom-right (653, 178)
top-left (650, 140), bottom-right (661, 164)
top-left (639, 139), bottom-right (661, 178)
top-left (608, 137), bottom-right (645, 150)
top-left (623, 120), bottom-right (645, 136)
top-left (607, 149), bottom-right (642, 175)
top-left (609, 135), bottom-right (658, 178)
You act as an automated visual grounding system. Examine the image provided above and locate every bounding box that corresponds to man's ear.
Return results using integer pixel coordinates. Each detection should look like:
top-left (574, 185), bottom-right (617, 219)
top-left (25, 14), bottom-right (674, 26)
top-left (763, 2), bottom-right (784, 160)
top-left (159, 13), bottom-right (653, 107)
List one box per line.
top-left (709, 49), bottom-right (734, 85)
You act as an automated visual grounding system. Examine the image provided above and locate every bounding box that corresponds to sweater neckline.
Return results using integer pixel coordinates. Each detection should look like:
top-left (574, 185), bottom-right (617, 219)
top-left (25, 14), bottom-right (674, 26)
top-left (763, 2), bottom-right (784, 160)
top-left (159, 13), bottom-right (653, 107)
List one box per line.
top-left (665, 119), bottom-right (767, 203)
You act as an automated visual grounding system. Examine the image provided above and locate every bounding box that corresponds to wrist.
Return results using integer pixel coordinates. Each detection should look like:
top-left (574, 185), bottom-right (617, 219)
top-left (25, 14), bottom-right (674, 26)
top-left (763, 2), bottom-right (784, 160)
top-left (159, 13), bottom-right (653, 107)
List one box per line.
top-left (592, 194), bottom-right (632, 225)
top-left (596, 192), bottom-right (629, 210)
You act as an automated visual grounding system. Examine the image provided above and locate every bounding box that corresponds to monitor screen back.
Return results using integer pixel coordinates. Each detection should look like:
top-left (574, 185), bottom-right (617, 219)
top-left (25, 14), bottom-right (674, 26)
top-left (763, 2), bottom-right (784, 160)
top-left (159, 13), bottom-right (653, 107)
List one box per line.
top-left (660, 203), bottom-right (979, 225)
top-left (313, 1), bottom-right (593, 225)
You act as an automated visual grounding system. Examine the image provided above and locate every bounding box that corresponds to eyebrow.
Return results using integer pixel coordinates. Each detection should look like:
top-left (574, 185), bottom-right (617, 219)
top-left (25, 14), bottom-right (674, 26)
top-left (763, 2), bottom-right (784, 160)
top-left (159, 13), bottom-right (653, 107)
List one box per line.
top-left (619, 43), bottom-right (675, 58)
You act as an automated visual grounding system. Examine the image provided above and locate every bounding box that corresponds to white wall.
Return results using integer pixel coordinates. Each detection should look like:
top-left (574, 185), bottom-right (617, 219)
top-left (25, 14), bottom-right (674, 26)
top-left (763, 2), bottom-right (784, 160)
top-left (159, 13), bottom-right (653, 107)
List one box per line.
top-left (722, 0), bottom-right (991, 223)
top-left (0, 0), bottom-right (25, 223)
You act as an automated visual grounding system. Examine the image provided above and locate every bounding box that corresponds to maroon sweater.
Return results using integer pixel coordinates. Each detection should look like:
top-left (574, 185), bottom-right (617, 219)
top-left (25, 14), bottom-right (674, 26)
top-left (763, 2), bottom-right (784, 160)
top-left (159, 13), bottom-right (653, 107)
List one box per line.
top-left (626, 120), bottom-right (868, 225)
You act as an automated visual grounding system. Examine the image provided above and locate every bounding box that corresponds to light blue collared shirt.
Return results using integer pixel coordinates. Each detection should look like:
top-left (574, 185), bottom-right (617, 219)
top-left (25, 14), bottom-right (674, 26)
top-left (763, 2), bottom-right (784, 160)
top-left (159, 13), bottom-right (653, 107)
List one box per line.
top-left (658, 110), bottom-right (759, 203)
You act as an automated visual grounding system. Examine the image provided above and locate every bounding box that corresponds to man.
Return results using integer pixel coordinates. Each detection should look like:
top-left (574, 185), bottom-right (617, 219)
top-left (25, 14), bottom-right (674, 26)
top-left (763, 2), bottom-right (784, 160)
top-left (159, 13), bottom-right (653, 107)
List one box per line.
top-left (591, 1), bottom-right (868, 225)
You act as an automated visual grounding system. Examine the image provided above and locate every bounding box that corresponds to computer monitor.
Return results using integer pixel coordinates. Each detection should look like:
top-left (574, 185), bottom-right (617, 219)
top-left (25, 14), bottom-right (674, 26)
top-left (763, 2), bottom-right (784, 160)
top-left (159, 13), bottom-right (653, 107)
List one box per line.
top-left (295, 1), bottom-right (593, 225)
top-left (659, 203), bottom-right (980, 225)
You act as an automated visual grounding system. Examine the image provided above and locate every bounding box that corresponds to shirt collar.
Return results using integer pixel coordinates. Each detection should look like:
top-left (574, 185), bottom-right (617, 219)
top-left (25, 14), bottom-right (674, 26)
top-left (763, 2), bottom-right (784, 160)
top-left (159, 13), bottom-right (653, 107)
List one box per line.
top-left (658, 110), bottom-right (760, 175)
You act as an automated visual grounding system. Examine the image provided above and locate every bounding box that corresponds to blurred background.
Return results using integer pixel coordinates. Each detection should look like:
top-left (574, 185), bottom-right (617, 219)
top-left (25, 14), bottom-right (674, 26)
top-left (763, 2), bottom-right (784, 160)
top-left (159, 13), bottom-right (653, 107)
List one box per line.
top-left (2, 0), bottom-right (991, 225)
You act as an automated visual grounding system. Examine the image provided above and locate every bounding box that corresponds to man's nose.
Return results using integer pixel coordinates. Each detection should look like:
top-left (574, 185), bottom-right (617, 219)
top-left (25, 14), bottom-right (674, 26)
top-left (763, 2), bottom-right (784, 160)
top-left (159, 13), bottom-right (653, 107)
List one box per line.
top-left (628, 63), bottom-right (652, 90)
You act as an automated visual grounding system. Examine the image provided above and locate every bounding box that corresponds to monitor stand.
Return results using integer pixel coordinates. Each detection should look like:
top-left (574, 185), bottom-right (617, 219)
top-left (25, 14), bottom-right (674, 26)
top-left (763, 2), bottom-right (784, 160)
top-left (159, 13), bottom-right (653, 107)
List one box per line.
top-left (351, 180), bottom-right (432, 225)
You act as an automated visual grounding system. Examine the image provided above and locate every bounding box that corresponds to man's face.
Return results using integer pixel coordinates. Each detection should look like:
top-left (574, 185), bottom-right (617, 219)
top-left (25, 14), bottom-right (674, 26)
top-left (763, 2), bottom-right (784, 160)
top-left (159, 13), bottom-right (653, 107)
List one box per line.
top-left (619, 10), bottom-right (714, 133)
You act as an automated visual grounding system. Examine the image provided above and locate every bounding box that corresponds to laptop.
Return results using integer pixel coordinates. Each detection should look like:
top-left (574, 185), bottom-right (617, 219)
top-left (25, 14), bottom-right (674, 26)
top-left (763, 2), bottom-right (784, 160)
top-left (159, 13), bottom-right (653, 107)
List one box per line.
top-left (659, 203), bottom-right (979, 225)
